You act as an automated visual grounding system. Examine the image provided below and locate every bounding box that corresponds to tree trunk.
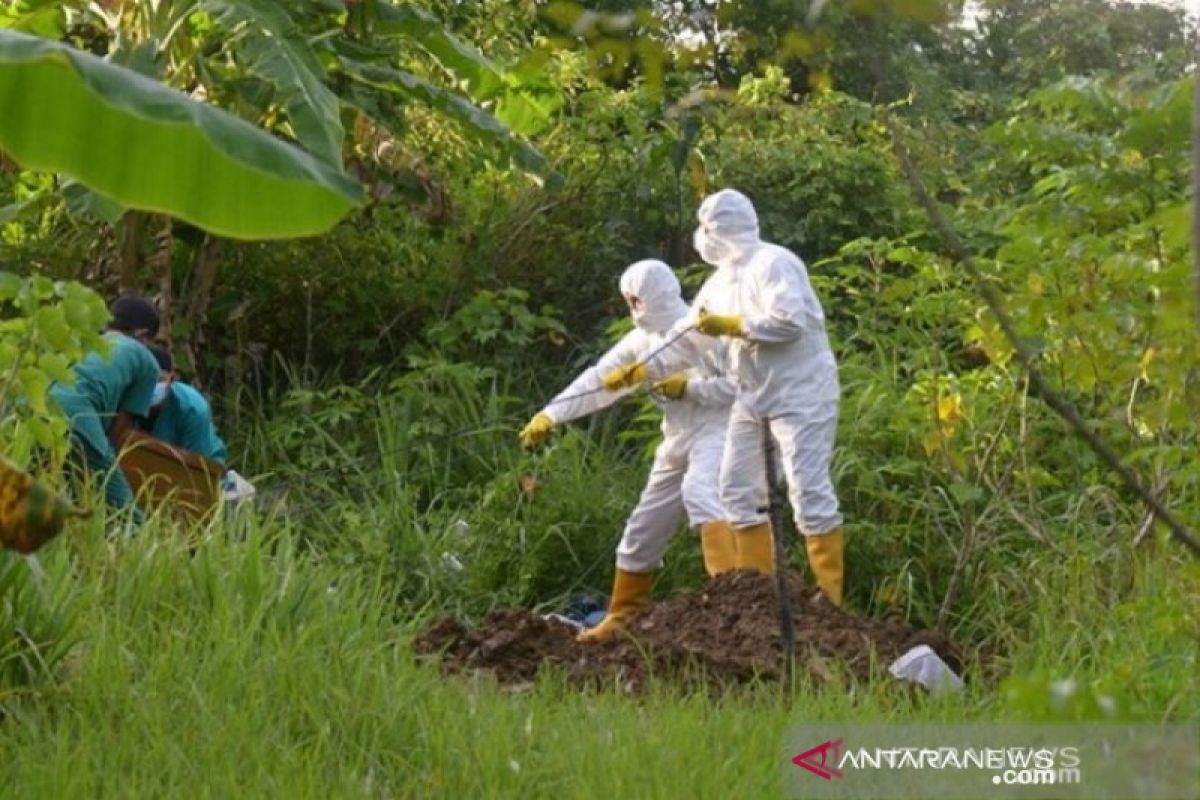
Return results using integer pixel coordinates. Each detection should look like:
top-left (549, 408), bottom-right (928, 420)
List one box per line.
top-left (116, 211), bottom-right (147, 293)
top-left (181, 234), bottom-right (224, 386)
top-left (149, 217), bottom-right (175, 344)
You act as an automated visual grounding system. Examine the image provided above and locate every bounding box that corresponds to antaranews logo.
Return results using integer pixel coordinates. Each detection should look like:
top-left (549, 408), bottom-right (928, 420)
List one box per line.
top-left (783, 724), bottom-right (1200, 800)
top-left (791, 740), bottom-right (1081, 784)
top-left (792, 739), bottom-right (843, 781)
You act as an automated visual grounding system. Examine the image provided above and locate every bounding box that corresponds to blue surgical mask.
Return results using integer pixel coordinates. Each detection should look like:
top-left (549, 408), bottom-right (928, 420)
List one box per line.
top-left (151, 381), bottom-right (171, 407)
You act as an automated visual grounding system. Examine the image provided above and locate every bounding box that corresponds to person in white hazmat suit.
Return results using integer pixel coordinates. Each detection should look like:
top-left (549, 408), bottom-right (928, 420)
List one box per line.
top-left (519, 259), bottom-right (741, 642)
top-left (605, 190), bottom-right (845, 605)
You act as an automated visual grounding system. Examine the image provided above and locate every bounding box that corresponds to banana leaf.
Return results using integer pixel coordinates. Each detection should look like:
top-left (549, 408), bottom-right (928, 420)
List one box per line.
top-left (0, 30), bottom-right (363, 240)
top-left (340, 57), bottom-right (556, 186)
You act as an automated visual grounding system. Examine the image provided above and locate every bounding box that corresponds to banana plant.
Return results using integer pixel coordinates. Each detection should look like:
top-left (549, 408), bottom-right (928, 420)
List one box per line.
top-left (0, 28), bottom-right (363, 239)
top-left (0, 0), bottom-right (556, 238)
top-left (0, 0), bottom-right (559, 401)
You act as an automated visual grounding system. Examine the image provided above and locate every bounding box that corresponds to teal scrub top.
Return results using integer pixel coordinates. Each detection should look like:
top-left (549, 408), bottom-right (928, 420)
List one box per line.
top-left (50, 332), bottom-right (159, 454)
top-left (151, 381), bottom-right (229, 466)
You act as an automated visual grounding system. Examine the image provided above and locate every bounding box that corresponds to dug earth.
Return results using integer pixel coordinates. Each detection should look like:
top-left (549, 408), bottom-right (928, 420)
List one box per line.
top-left (414, 570), bottom-right (964, 693)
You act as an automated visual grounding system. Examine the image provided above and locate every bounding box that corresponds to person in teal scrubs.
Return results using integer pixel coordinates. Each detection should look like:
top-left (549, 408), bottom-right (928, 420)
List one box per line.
top-left (145, 345), bottom-right (229, 466)
top-left (144, 346), bottom-right (256, 506)
top-left (50, 295), bottom-right (160, 521)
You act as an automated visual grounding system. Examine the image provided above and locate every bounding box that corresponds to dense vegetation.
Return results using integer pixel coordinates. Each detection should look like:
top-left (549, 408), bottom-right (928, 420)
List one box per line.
top-left (1, 0), bottom-right (1197, 795)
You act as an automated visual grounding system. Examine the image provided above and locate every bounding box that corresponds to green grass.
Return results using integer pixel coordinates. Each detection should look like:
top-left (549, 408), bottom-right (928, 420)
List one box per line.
top-left (0, 511), bottom-right (1193, 798)
top-left (0, 529), bottom-right (960, 799)
top-left (0, 365), bottom-right (1196, 798)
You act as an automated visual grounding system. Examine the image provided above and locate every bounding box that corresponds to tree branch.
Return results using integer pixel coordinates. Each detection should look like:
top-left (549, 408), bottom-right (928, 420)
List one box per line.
top-left (863, 12), bottom-right (1198, 556)
top-left (878, 110), bottom-right (1199, 557)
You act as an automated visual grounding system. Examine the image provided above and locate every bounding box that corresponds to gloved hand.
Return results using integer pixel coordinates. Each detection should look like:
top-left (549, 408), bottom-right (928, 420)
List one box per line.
top-left (697, 310), bottom-right (743, 338)
top-left (519, 412), bottom-right (555, 449)
top-left (601, 362), bottom-right (648, 392)
top-left (652, 373), bottom-right (688, 400)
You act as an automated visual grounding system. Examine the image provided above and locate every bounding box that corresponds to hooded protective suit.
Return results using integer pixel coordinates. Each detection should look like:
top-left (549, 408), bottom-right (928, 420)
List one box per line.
top-left (539, 259), bottom-right (735, 573)
top-left (653, 190), bottom-right (843, 577)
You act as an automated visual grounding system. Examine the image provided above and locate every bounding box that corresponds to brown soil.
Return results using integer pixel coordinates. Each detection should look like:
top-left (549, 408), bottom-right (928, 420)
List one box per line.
top-left (413, 570), bottom-right (963, 693)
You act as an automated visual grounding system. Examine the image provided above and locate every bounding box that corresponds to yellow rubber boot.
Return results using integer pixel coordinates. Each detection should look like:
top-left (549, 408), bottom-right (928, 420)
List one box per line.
top-left (805, 529), bottom-right (845, 606)
top-left (576, 568), bottom-right (654, 643)
top-left (699, 520), bottom-right (738, 577)
top-left (734, 522), bottom-right (775, 575)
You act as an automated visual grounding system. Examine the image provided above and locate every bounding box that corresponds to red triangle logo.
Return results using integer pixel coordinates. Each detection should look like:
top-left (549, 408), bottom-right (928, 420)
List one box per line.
top-left (792, 738), bottom-right (844, 780)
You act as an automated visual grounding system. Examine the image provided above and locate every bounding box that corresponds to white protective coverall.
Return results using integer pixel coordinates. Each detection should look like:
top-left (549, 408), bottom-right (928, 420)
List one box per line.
top-left (540, 259), bottom-right (735, 573)
top-left (659, 189), bottom-right (844, 538)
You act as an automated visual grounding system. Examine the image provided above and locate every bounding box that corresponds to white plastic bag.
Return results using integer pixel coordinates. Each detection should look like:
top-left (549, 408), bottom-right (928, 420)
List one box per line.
top-left (888, 644), bottom-right (964, 695)
top-left (222, 470), bottom-right (257, 506)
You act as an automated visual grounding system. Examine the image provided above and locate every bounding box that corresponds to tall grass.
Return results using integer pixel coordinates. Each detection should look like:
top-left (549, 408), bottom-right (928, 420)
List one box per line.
top-left (0, 357), bottom-right (1195, 796)
top-left (0, 514), bottom-right (1192, 798)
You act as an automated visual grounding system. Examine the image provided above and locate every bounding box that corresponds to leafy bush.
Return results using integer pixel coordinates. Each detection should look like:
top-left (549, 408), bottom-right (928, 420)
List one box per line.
top-left (705, 92), bottom-right (915, 262)
top-left (0, 271), bottom-right (109, 455)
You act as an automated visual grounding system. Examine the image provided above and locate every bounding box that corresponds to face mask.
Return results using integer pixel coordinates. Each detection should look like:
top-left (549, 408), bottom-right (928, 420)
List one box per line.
top-left (693, 227), bottom-right (732, 266)
top-left (151, 381), bottom-right (170, 407)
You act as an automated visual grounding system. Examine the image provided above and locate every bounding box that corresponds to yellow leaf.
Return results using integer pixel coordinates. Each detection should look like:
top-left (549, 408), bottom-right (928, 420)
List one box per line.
top-left (1137, 346), bottom-right (1156, 382)
top-left (807, 70), bottom-right (832, 94)
top-left (937, 392), bottom-right (962, 424)
top-left (688, 153), bottom-right (707, 197)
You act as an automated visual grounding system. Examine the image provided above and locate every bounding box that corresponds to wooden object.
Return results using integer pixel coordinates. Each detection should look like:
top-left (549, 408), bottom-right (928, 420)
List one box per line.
top-left (117, 431), bottom-right (223, 521)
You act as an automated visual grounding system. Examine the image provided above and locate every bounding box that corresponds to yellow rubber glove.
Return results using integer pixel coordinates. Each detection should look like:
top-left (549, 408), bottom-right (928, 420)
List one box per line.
top-left (697, 310), bottom-right (744, 337)
top-left (652, 373), bottom-right (688, 400)
top-left (519, 412), bottom-right (554, 449)
top-left (601, 362), bottom-right (648, 392)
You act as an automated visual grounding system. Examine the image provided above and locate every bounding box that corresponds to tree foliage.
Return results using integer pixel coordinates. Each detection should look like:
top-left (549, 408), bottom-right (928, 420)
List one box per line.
top-left (0, 0), bottom-right (1196, 639)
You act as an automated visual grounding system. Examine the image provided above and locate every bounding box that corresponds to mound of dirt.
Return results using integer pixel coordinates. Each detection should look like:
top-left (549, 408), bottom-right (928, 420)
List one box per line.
top-left (414, 570), bottom-right (963, 693)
